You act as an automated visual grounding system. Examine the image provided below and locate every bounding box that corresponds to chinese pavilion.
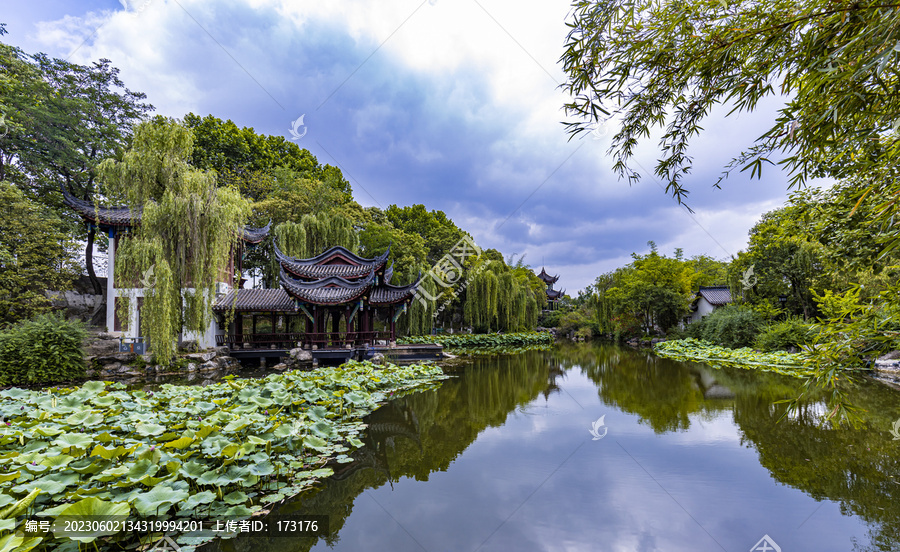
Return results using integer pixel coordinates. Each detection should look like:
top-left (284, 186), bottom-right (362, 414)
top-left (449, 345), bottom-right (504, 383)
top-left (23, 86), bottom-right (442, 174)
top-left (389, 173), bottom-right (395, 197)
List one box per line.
top-left (212, 242), bottom-right (421, 351)
top-left (537, 267), bottom-right (564, 310)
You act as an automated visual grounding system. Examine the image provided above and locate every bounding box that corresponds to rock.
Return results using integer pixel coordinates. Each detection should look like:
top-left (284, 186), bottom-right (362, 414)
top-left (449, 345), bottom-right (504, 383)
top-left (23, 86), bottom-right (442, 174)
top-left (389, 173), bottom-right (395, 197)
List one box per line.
top-left (272, 363), bottom-right (288, 371)
top-left (180, 340), bottom-right (200, 353)
top-left (371, 353), bottom-right (385, 365)
top-left (877, 351), bottom-right (900, 361)
top-left (442, 352), bottom-right (457, 359)
top-left (96, 332), bottom-right (122, 340)
top-left (186, 362), bottom-right (198, 372)
top-left (184, 352), bottom-right (216, 363)
top-left (290, 348), bottom-right (313, 362)
top-left (93, 352), bottom-right (137, 365)
top-left (213, 346), bottom-right (230, 357)
top-left (198, 360), bottom-right (219, 371)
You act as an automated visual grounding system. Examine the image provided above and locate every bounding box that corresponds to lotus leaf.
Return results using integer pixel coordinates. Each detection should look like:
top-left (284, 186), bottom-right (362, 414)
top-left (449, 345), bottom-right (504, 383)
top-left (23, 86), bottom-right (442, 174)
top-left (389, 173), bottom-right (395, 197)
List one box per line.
top-left (52, 433), bottom-right (93, 451)
top-left (310, 420), bottom-right (335, 438)
top-left (51, 497), bottom-right (129, 543)
top-left (32, 426), bottom-right (64, 437)
top-left (178, 460), bottom-right (207, 480)
top-left (131, 484), bottom-right (189, 516)
top-left (178, 490), bottom-right (215, 512)
top-left (135, 423), bottom-right (166, 437)
top-left (164, 436), bottom-right (194, 450)
top-left (91, 444), bottom-right (135, 460)
top-left (249, 462), bottom-right (274, 476)
top-left (222, 490), bottom-right (248, 505)
top-left (40, 455), bottom-right (74, 469)
top-left (303, 435), bottom-right (328, 451)
top-left (0, 472), bottom-right (19, 485)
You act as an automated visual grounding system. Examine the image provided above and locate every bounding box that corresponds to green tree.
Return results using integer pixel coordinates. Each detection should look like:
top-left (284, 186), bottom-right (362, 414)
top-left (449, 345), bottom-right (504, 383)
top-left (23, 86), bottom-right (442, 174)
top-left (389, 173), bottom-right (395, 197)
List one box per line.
top-left (385, 204), bottom-right (468, 264)
top-left (98, 118), bottom-right (250, 362)
top-left (0, 30), bottom-right (152, 300)
top-left (183, 113), bottom-right (350, 199)
top-left (560, 0), bottom-right (900, 202)
top-left (0, 182), bottom-right (80, 324)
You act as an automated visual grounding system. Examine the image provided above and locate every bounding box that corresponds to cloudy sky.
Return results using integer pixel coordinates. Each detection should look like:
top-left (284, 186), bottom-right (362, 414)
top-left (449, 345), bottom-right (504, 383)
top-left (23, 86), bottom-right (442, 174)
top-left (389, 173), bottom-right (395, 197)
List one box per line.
top-left (4, 0), bottom-right (817, 292)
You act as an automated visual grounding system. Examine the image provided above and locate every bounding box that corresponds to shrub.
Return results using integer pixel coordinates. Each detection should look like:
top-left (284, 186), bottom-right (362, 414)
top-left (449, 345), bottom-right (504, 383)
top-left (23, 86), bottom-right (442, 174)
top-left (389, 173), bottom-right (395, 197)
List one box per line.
top-left (0, 313), bottom-right (87, 385)
top-left (754, 318), bottom-right (817, 352)
top-left (537, 310), bottom-right (563, 328)
top-left (696, 305), bottom-right (763, 349)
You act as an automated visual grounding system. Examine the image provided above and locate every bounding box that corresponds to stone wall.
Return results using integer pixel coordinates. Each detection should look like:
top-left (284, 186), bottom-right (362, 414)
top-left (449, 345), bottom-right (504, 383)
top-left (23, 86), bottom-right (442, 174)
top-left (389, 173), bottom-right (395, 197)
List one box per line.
top-left (84, 331), bottom-right (241, 378)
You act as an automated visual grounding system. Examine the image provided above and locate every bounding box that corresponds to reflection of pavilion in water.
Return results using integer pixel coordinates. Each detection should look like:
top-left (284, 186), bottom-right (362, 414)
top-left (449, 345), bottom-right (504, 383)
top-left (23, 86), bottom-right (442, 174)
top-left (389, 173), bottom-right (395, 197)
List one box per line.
top-left (542, 359), bottom-right (567, 401)
top-left (330, 401), bottom-right (421, 483)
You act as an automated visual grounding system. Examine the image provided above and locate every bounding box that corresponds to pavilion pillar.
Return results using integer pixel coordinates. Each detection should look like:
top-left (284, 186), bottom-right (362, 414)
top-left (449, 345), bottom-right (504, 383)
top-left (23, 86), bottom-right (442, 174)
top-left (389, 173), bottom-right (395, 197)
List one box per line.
top-left (331, 310), bottom-right (340, 347)
top-left (389, 306), bottom-right (396, 343)
top-left (106, 228), bottom-right (116, 332)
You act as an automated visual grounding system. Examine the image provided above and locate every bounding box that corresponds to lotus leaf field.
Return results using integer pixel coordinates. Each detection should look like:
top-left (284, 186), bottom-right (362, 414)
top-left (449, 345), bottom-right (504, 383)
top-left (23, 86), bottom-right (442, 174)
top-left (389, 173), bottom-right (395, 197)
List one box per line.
top-left (399, 331), bottom-right (553, 349)
top-left (653, 338), bottom-right (817, 377)
top-left (0, 361), bottom-right (448, 551)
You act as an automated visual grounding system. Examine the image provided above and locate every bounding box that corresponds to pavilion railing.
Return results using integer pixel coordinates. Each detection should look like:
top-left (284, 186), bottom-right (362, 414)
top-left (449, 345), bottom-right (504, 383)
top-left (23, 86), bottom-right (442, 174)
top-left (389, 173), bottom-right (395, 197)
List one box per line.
top-left (216, 331), bottom-right (393, 350)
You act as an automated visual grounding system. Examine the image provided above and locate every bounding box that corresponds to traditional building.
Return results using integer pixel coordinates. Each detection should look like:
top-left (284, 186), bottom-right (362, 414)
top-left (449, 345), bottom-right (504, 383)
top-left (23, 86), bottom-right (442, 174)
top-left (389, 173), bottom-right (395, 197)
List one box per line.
top-left (63, 187), bottom-right (422, 354)
top-left (687, 285), bottom-right (732, 325)
top-left (62, 187), bottom-right (270, 348)
top-left (537, 267), bottom-right (564, 310)
top-left (212, 243), bottom-right (421, 352)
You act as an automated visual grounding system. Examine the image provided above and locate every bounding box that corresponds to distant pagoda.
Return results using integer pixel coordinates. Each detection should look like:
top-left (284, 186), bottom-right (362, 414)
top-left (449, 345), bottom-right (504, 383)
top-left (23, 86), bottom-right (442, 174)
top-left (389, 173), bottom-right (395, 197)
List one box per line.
top-left (537, 267), bottom-right (564, 310)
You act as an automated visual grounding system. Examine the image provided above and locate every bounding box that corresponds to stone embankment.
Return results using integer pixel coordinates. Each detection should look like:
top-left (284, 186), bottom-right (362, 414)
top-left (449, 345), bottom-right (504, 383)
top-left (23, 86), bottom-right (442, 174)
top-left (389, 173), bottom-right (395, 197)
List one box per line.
top-left (84, 331), bottom-right (241, 378)
top-left (873, 351), bottom-right (900, 389)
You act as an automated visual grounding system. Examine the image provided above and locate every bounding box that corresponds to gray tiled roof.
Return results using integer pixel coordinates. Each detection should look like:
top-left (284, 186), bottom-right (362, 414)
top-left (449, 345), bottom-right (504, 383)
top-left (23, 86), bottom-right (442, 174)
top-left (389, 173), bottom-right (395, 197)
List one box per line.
top-left (274, 242), bottom-right (389, 280)
top-left (697, 286), bottom-right (732, 306)
top-left (537, 267), bottom-right (559, 284)
top-left (62, 185), bottom-right (271, 243)
top-left (369, 273), bottom-right (421, 306)
top-left (213, 288), bottom-right (295, 312)
top-left (280, 269), bottom-right (375, 306)
top-left (61, 186), bottom-right (141, 227)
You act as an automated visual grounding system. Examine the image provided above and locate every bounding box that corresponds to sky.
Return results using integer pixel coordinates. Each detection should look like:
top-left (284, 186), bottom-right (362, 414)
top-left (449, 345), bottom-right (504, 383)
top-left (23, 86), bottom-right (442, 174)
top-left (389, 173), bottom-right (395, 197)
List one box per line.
top-left (3, 0), bottom-right (820, 293)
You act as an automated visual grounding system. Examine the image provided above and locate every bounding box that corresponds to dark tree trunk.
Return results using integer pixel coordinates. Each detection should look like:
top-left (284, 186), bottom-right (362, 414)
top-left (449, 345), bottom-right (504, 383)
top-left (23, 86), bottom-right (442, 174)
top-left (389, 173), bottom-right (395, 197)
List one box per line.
top-left (86, 226), bottom-right (107, 326)
top-left (86, 226), bottom-right (103, 295)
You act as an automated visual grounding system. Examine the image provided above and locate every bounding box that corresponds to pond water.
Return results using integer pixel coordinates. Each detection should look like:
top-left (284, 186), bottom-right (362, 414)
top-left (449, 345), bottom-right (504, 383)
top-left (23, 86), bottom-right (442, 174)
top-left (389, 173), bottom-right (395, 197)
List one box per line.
top-left (203, 342), bottom-right (900, 552)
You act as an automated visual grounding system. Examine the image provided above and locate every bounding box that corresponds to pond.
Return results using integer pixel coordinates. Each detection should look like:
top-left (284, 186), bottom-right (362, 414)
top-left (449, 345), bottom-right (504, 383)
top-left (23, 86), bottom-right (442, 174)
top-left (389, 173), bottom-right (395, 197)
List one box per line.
top-left (201, 342), bottom-right (900, 552)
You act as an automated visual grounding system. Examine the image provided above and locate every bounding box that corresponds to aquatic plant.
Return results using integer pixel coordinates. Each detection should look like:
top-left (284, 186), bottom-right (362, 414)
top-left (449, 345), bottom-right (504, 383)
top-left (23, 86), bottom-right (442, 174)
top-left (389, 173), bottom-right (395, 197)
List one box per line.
top-left (399, 331), bottom-right (553, 349)
top-left (653, 338), bottom-right (816, 377)
top-left (0, 361), bottom-right (447, 550)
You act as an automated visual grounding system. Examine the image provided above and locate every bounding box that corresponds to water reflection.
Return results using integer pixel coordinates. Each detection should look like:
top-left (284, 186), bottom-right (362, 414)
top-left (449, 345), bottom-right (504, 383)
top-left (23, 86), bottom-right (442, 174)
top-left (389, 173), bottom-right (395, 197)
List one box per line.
top-left (201, 342), bottom-right (900, 552)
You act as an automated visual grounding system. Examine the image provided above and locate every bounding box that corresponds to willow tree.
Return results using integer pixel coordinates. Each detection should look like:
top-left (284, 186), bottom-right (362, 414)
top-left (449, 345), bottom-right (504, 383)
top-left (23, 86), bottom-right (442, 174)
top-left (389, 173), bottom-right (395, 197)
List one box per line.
top-left (98, 117), bottom-right (250, 362)
top-left (266, 212), bottom-right (359, 287)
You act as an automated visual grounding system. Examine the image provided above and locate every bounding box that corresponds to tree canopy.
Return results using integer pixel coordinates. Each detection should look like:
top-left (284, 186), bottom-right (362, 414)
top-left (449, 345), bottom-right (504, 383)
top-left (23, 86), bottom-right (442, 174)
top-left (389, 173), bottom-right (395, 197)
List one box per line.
top-left (561, 0), bottom-right (900, 203)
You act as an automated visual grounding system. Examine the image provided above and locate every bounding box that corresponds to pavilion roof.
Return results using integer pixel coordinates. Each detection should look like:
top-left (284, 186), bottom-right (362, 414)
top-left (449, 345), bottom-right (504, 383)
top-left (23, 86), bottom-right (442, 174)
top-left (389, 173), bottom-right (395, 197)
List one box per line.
top-left (61, 186), bottom-right (140, 228)
top-left (383, 262), bottom-right (394, 284)
top-left (369, 272), bottom-right (421, 306)
top-left (547, 288), bottom-right (564, 300)
top-left (212, 288), bottom-right (294, 312)
top-left (279, 268), bottom-right (375, 306)
top-left (61, 186), bottom-right (271, 243)
top-left (537, 267), bottom-right (559, 284)
top-left (274, 242), bottom-right (389, 280)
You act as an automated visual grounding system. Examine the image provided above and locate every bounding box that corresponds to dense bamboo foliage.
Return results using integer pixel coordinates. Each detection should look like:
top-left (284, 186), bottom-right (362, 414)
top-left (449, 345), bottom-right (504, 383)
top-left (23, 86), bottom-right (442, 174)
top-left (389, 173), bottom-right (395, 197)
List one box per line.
top-left (98, 118), bottom-right (251, 362)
